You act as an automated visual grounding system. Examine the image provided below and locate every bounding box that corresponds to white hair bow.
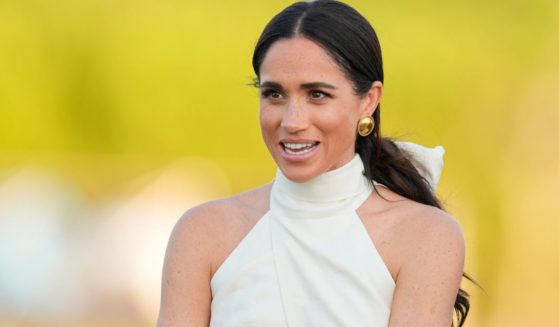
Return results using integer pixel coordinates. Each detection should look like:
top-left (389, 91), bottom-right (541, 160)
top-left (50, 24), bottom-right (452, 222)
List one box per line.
top-left (394, 141), bottom-right (445, 191)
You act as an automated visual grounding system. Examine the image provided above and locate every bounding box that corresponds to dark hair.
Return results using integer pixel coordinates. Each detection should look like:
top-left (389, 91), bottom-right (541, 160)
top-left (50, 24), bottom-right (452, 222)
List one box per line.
top-left (252, 1), bottom-right (473, 326)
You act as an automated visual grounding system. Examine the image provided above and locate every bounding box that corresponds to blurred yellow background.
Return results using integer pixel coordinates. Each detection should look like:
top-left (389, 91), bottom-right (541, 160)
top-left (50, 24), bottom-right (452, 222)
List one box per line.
top-left (1, 0), bottom-right (558, 326)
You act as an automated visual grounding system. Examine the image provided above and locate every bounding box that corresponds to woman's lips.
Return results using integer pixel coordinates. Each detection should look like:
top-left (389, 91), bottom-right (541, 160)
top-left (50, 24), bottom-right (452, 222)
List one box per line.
top-left (279, 141), bottom-right (320, 162)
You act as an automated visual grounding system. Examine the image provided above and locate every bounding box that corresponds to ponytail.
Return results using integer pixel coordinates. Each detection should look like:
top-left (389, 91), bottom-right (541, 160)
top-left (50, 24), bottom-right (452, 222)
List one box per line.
top-left (356, 107), bottom-right (473, 327)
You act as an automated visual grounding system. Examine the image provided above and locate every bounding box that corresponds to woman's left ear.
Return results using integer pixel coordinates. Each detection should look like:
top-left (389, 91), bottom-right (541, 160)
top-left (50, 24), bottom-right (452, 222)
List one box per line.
top-left (361, 81), bottom-right (383, 117)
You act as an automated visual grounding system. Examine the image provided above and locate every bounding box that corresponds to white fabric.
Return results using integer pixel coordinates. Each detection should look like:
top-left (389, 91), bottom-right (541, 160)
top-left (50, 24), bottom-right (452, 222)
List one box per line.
top-left (210, 143), bottom-right (444, 326)
top-left (394, 141), bottom-right (445, 191)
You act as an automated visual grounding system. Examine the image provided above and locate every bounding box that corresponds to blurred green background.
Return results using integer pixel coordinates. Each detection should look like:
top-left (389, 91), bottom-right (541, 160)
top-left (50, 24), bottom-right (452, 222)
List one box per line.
top-left (1, 0), bottom-right (558, 326)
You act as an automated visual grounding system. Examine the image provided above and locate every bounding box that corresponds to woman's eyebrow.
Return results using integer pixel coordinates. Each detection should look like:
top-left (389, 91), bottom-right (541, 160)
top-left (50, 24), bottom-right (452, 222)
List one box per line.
top-left (259, 81), bottom-right (337, 90)
top-left (259, 81), bottom-right (283, 89)
top-left (300, 82), bottom-right (337, 90)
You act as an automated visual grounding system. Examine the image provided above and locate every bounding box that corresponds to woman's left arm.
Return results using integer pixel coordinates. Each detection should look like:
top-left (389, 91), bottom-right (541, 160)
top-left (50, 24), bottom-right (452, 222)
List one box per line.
top-left (388, 209), bottom-right (466, 327)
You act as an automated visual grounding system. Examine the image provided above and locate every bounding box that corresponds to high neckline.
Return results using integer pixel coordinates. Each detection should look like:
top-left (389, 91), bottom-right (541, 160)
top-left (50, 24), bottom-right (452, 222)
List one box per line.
top-left (273, 154), bottom-right (370, 203)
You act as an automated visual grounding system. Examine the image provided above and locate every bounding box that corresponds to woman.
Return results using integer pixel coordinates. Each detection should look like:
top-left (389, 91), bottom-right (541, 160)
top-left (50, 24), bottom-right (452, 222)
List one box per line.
top-left (157, 1), bottom-right (470, 326)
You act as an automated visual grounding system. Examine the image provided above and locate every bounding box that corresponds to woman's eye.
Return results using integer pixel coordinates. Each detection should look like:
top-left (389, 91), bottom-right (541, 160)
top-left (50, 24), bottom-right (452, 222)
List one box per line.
top-left (310, 91), bottom-right (328, 99)
top-left (262, 89), bottom-right (283, 100)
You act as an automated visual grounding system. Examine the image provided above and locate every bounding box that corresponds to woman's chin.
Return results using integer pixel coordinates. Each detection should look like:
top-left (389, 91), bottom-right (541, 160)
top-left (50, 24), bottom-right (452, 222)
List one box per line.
top-left (278, 165), bottom-right (321, 183)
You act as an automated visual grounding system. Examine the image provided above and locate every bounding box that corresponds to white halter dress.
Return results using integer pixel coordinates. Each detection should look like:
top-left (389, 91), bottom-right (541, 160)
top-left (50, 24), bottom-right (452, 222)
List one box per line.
top-left (209, 143), bottom-right (445, 327)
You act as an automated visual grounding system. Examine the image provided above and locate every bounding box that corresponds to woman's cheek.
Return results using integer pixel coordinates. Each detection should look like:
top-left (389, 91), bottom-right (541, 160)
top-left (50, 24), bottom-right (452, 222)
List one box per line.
top-left (259, 110), bottom-right (279, 144)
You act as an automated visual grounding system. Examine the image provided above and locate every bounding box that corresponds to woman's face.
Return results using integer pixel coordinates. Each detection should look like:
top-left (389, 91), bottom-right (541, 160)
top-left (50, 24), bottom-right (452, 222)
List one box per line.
top-left (258, 37), bottom-right (381, 182)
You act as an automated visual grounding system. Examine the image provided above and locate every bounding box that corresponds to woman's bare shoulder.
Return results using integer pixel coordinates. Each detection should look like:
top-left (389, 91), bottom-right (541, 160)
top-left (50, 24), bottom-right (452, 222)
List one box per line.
top-left (170, 183), bottom-right (273, 275)
top-left (158, 183), bottom-right (272, 325)
top-left (358, 185), bottom-right (464, 281)
top-left (365, 187), bottom-right (465, 325)
top-left (180, 182), bottom-right (272, 227)
top-left (362, 184), bottom-right (463, 241)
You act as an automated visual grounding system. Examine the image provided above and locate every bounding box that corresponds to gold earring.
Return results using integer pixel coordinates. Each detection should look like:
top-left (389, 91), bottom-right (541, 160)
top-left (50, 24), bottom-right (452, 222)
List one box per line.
top-left (357, 117), bottom-right (375, 137)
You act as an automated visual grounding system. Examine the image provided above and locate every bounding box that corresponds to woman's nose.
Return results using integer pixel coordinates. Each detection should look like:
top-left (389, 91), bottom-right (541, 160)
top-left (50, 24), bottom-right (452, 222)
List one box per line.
top-left (280, 100), bottom-right (309, 133)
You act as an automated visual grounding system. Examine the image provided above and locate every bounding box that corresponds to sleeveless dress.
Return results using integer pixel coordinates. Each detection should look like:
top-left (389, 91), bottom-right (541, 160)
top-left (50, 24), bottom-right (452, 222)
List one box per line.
top-left (210, 142), bottom-right (444, 327)
top-left (209, 144), bottom-right (445, 327)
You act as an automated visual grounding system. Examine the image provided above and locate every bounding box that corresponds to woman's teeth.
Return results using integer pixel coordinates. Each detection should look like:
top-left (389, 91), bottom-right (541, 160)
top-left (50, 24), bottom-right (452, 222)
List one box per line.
top-left (283, 142), bottom-right (318, 155)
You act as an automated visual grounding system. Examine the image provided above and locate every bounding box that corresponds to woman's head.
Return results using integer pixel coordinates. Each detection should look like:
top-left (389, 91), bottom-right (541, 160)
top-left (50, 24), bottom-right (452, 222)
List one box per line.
top-left (252, 0), bottom-right (383, 94)
top-left (253, 0), bottom-right (384, 182)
